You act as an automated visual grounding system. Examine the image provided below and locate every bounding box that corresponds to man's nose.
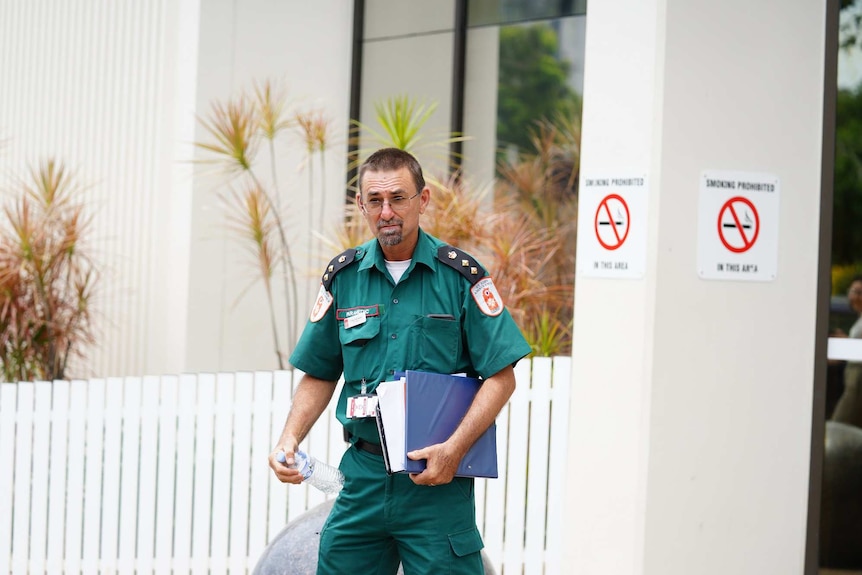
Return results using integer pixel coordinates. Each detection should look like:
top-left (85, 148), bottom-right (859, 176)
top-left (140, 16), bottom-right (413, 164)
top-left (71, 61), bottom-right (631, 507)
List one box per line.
top-left (380, 201), bottom-right (396, 218)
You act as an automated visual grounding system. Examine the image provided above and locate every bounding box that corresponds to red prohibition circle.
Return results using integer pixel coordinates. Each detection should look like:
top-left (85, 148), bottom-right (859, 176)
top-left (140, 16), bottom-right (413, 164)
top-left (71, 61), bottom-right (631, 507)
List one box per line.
top-left (594, 194), bottom-right (630, 251)
top-left (717, 196), bottom-right (759, 253)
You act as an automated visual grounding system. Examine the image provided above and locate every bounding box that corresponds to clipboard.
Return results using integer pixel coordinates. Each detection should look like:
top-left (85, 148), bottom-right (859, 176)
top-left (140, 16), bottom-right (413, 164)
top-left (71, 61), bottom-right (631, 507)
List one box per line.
top-left (375, 370), bottom-right (498, 478)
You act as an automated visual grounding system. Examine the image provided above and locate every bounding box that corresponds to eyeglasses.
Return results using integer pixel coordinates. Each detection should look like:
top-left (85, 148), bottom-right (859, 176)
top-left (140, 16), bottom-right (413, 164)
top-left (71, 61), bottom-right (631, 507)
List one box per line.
top-left (360, 192), bottom-right (420, 215)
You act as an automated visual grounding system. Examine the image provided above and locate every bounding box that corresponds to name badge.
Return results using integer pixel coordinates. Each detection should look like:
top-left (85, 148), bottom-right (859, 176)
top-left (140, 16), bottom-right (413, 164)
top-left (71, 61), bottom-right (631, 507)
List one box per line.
top-left (347, 394), bottom-right (378, 418)
top-left (344, 310), bottom-right (367, 328)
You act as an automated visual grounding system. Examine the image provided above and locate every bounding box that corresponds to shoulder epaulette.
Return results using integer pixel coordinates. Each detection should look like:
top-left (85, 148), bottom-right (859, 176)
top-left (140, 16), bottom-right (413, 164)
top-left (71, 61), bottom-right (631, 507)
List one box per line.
top-left (436, 245), bottom-right (487, 286)
top-left (322, 248), bottom-right (357, 290)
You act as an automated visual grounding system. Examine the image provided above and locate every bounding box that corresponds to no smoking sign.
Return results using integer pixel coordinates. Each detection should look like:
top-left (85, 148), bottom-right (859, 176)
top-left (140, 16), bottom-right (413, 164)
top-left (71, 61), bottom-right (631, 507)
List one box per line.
top-left (718, 196), bottom-right (759, 253)
top-left (595, 194), bottom-right (630, 250)
top-left (577, 174), bottom-right (648, 278)
top-left (697, 170), bottom-right (779, 282)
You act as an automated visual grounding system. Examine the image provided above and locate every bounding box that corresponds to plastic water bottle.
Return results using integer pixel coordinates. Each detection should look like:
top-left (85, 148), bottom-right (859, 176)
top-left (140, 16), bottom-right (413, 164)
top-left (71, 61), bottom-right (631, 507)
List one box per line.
top-left (277, 450), bottom-right (344, 494)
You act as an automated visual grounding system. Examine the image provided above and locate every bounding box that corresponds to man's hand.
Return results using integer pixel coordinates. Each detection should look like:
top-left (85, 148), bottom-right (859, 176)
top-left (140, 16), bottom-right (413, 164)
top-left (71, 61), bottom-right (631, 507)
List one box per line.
top-left (407, 441), bottom-right (464, 486)
top-left (407, 365), bottom-right (517, 486)
top-left (269, 374), bottom-right (338, 485)
top-left (269, 437), bottom-right (304, 485)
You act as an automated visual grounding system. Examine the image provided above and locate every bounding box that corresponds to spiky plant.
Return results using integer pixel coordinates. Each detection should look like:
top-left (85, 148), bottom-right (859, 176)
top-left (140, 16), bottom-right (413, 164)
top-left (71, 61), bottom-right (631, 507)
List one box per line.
top-left (196, 95), bottom-right (260, 173)
top-left (319, 203), bottom-right (373, 255)
top-left (493, 112), bottom-right (580, 354)
top-left (196, 80), bottom-right (328, 367)
top-left (524, 308), bottom-right (572, 358)
top-left (366, 96), bottom-right (439, 152)
top-left (295, 108), bottom-right (333, 276)
top-left (347, 95), bottom-right (468, 195)
top-left (221, 181), bottom-right (284, 366)
top-left (423, 173), bottom-right (492, 247)
top-left (0, 160), bottom-right (98, 381)
top-left (345, 96), bottom-right (581, 355)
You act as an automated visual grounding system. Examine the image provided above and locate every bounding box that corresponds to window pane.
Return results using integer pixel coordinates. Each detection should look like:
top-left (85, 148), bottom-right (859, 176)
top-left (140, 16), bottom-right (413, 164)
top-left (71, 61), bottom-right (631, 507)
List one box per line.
top-left (496, 18), bottom-right (585, 157)
top-left (468, 0), bottom-right (586, 27)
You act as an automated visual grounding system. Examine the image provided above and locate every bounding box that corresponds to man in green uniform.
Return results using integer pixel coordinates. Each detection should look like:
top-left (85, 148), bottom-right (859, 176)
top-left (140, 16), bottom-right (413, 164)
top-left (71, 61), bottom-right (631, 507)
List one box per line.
top-left (269, 148), bottom-right (531, 575)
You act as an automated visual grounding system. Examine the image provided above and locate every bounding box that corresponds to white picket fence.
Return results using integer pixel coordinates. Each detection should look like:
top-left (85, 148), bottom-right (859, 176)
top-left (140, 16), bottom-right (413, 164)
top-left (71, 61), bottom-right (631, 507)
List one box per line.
top-left (0, 357), bottom-right (572, 575)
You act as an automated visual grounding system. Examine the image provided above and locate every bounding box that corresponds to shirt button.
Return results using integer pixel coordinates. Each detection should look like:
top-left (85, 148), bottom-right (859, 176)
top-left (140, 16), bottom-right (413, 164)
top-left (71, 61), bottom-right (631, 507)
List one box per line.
top-left (391, 334), bottom-right (397, 339)
top-left (393, 298), bottom-right (399, 304)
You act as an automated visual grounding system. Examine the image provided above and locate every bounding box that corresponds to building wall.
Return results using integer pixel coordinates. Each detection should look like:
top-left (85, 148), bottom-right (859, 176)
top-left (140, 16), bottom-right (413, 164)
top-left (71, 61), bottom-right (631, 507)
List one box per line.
top-left (0, 0), bottom-right (354, 377)
top-left (0, 0), bottom-right (199, 378)
top-left (185, 0), bottom-right (354, 373)
top-left (360, 0), bottom-right (457, 179)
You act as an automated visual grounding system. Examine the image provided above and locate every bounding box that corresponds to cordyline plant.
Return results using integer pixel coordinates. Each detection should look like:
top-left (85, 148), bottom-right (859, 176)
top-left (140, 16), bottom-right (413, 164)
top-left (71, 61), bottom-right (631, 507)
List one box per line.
top-left (0, 160), bottom-right (98, 382)
top-left (347, 95), bottom-right (467, 197)
top-left (493, 110), bottom-right (580, 355)
top-left (195, 79), bottom-right (335, 368)
top-left (333, 97), bottom-right (581, 356)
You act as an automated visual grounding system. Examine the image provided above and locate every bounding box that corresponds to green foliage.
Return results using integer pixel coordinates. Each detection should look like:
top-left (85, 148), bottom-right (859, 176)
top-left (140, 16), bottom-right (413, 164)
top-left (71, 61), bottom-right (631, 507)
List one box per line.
top-left (493, 115), bottom-right (579, 355)
top-left (348, 95), bottom-right (467, 191)
top-left (832, 85), bottom-right (862, 266)
top-left (832, 262), bottom-right (862, 295)
top-left (525, 308), bottom-right (572, 357)
top-left (0, 160), bottom-right (98, 382)
top-left (368, 96), bottom-right (438, 152)
top-left (344, 94), bottom-right (580, 356)
top-left (497, 23), bottom-right (579, 154)
top-left (841, 0), bottom-right (862, 49)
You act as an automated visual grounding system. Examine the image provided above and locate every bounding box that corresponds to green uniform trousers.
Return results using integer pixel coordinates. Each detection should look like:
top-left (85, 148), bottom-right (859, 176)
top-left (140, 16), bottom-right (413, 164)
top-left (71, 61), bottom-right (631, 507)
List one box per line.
top-left (317, 445), bottom-right (485, 575)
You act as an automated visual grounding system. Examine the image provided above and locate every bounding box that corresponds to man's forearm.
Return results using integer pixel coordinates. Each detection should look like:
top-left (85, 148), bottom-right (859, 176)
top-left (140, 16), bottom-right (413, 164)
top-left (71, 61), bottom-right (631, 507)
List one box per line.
top-left (446, 365), bottom-right (516, 459)
top-left (277, 374), bottom-right (338, 447)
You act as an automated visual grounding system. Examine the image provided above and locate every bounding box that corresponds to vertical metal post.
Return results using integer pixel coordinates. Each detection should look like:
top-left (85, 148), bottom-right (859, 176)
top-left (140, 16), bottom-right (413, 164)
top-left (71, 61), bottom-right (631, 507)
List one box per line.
top-left (806, 0), bottom-right (840, 572)
top-left (347, 0), bottom-right (365, 202)
top-left (449, 0), bottom-right (468, 172)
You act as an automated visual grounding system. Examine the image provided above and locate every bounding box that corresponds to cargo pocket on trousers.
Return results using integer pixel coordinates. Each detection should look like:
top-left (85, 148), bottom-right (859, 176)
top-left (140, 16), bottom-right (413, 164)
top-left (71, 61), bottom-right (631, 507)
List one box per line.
top-left (448, 526), bottom-right (484, 558)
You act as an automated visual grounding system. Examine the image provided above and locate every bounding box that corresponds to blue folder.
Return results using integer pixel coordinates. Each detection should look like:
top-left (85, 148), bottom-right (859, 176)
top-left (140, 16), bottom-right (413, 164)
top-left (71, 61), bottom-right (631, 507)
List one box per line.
top-left (384, 370), bottom-right (498, 479)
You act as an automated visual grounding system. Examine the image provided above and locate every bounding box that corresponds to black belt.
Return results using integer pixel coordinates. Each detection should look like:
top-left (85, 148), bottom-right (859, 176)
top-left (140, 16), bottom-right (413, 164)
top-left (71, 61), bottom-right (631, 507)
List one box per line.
top-left (354, 437), bottom-right (384, 456)
top-left (344, 429), bottom-right (384, 456)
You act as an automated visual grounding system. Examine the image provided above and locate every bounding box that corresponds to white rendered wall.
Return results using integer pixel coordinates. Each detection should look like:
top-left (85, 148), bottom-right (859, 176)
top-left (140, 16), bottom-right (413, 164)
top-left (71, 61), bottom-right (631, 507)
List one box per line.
top-left (360, 0), bottom-right (456, 179)
top-left (566, 1), bottom-right (830, 574)
top-left (0, 1), bottom-right (354, 377)
top-left (462, 25), bottom-right (500, 189)
top-left (184, 1), bottom-right (354, 373)
top-left (0, 0), bottom-right (199, 378)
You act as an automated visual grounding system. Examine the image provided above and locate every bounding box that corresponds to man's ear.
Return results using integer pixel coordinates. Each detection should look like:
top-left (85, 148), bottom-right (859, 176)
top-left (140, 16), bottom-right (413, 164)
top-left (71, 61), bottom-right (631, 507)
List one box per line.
top-left (418, 186), bottom-right (431, 214)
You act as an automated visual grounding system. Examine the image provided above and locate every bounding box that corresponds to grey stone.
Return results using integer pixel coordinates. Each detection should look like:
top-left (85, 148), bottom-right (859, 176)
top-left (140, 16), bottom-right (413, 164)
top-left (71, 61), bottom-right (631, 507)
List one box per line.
top-left (253, 499), bottom-right (496, 575)
top-left (820, 421), bottom-right (862, 569)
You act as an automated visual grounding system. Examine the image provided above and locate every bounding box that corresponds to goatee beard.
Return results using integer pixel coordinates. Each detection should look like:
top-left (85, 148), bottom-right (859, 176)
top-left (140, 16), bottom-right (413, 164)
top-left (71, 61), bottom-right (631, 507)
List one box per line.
top-left (377, 219), bottom-right (403, 246)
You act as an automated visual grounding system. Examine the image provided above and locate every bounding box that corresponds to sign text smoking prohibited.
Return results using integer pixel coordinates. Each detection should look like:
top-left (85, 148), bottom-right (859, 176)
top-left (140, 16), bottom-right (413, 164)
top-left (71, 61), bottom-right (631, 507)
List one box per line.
top-left (577, 175), bottom-right (648, 279)
top-left (717, 196), bottom-right (759, 253)
top-left (697, 170), bottom-right (779, 282)
top-left (594, 194), bottom-right (629, 250)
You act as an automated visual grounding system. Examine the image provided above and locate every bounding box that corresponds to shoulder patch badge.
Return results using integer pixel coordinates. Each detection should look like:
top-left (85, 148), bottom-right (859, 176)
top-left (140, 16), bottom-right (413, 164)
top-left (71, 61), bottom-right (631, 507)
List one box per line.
top-left (310, 284), bottom-right (334, 322)
top-left (471, 277), bottom-right (504, 317)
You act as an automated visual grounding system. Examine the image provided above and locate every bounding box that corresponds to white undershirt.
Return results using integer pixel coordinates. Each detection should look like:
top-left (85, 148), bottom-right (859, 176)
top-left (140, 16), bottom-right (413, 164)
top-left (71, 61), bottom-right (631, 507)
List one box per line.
top-left (385, 259), bottom-right (411, 283)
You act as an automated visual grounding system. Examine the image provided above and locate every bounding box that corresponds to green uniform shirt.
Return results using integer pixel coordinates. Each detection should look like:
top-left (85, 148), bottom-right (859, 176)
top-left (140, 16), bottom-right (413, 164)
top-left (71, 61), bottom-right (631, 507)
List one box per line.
top-left (290, 228), bottom-right (532, 443)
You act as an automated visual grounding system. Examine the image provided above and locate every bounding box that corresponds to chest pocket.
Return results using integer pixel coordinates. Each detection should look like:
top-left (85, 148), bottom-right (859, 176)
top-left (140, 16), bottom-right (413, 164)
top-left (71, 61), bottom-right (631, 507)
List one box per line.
top-left (338, 315), bottom-right (382, 384)
top-left (338, 316), bottom-right (381, 347)
top-left (406, 314), bottom-right (461, 374)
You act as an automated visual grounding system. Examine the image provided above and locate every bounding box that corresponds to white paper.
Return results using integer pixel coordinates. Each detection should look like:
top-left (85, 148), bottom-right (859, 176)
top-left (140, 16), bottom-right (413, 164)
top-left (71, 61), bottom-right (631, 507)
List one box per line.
top-left (376, 378), bottom-right (406, 472)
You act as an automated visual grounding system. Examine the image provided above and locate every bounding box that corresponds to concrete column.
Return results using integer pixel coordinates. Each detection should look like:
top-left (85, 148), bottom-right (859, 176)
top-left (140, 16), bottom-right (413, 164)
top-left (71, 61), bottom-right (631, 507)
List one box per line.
top-left (565, 1), bottom-right (836, 574)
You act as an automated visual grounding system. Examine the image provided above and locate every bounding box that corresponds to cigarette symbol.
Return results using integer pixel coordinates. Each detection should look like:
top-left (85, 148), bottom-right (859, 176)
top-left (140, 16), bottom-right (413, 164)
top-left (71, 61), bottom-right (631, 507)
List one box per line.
top-left (598, 208), bottom-right (625, 226)
top-left (723, 210), bottom-right (753, 229)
